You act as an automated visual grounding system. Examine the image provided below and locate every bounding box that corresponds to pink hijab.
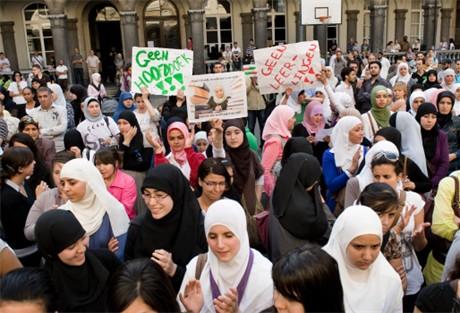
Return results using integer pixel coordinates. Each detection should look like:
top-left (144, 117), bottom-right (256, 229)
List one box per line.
top-left (302, 101), bottom-right (325, 134)
top-left (262, 105), bottom-right (295, 141)
top-left (167, 122), bottom-right (189, 165)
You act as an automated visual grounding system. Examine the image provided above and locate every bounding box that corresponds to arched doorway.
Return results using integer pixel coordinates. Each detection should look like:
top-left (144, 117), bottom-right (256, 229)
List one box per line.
top-left (88, 3), bottom-right (122, 83)
top-left (144, 0), bottom-right (180, 48)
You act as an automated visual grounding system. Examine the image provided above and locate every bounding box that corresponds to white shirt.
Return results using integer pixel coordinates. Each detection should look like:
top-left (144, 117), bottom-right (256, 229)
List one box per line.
top-left (0, 57), bottom-right (11, 74)
top-left (76, 117), bottom-right (119, 152)
top-left (8, 81), bottom-right (27, 104)
top-left (335, 82), bottom-right (356, 106)
top-left (86, 55), bottom-right (100, 68)
top-left (29, 103), bottom-right (68, 152)
top-left (56, 65), bottom-right (68, 79)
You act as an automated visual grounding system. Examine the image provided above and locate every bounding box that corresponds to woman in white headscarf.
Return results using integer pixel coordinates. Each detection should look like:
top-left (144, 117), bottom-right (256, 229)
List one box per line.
top-left (322, 116), bottom-right (366, 213)
top-left (409, 90), bottom-right (426, 116)
top-left (323, 205), bottom-right (403, 313)
top-left (178, 199), bottom-right (273, 313)
top-left (87, 72), bottom-right (107, 102)
top-left (390, 62), bottom-right (413, 87)
top-left (59, 158), bottom-right (130, 260)
top-left (344, 140), bottom-right (399, 207)
top-left (389, 111), bottom-right (428, 177)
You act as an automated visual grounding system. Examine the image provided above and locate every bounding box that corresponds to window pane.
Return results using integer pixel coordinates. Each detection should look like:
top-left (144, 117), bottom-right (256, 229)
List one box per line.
top-left (275, 28), bottom-right (285, 42)
top-left (221, 30), bottom-right (232, 43)
top-left (206, 17), bottom-right (217, 30)
top-left (274, 15), bottom-right (285, 28)
top-left (27, 28), bottom-right (40, 38)
top-left (44, 38), bottom-right (54, 50)
top-left (267, 18), bottom-right (273, 28)
top-left (206, 31), bottom-right (218, 43)
top-left (42, 28), bottom-right (52, 37)
top-left (328, 26), bottom-right (337, 37)
top-left (271, 0), bottom-right (286, 12)
top-left (220, 16), bottom-right (232, 29)
top-left (28, 38), bottom-right (42, 51)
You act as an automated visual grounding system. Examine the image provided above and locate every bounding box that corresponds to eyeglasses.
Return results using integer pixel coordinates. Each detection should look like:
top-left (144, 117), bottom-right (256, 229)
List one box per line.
top-left (373, 151), bottom-right (399, 162)
top-left (202, 180), bottom-right (226, 188)
top-left (142, 192), bottom-right (169, 201)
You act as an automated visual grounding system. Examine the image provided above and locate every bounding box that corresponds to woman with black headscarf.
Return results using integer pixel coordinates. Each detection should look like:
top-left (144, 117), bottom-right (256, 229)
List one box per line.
top-left (416, 103), bottom-right (449, 188)
top-left (118, 110), bottom-right (153, 215)
top-left (269, 153), bottom-right (329, 262)
top-left (374, 127), bottom-right (431, 193)
top-left (435, 90), bottom-right (460, 172)
top-left (35, 209), bottom-right (120, 312)
top-left (281, 137), bottom-right (314, 167)
top-left (69, 84), bottom-right (87, 125)
top-left (423, 69), bottom-right (442, 90)
top-left (124, 164), bottom-right (206, 292)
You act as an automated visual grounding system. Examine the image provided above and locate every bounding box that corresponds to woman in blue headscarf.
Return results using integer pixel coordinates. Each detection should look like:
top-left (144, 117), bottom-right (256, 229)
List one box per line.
top-left (113, 92), bottom-right (135, 121)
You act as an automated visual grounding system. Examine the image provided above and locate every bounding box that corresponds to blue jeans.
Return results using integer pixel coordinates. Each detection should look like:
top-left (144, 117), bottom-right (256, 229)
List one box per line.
top-left (247, 109), bottom-right (265, 139)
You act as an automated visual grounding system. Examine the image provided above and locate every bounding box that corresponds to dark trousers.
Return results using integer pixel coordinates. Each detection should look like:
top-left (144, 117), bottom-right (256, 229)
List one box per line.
top-left (247, 109), bottom-right (265, 139)
top-left (73, 68), bottom-right (84, 85)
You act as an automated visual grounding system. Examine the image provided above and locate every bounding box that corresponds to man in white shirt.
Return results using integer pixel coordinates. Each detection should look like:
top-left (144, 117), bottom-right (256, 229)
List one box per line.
top-left (30, 87), bottom-right (67, 152)
top-left (335, 67), bottom-right (356, 107)
top-left (329, 48), bottom-right (346, 77)
top-left (55, 59), bottom-right (69, 91)
top-left (231, 42), bottom-right (242, 70)
top-left (0, 52), bottom-right (11, 75)
top-left (86, 50), bottom-right (100, 80)
top-left (377, 52), bottom-right (391, 80)
top-left (31, 51), bottom-right (45, 68)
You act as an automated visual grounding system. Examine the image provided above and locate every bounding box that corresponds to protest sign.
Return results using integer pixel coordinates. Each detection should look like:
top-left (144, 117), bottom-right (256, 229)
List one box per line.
top-left (131, 47), bottom-right (193, 96)
top-left (185, 71), bottom-right (247, 123)
top-left (253, 41), bottom-right (322, 95)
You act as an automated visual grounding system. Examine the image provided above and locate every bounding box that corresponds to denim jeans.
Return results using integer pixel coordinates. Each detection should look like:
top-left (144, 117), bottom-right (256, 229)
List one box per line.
top-left (247, 109), bottom-right (265, 138)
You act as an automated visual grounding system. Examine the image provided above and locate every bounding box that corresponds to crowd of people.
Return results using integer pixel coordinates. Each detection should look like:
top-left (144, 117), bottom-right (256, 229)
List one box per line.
top-left (2, 35), bottom-right (460, 312)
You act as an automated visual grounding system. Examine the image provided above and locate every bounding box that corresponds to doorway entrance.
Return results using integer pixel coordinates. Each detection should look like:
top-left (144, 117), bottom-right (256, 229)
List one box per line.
top-left (88, 4), bottom-right (122, 84)
top-left (144, 0), bottom-right (180, 48)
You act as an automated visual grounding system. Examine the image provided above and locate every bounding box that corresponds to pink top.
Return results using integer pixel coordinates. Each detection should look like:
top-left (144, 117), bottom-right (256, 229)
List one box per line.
top-left (107, 169), bottom-right (137, 220)
top-left (261, 136), bottom-right (284, 197)
top-left (262, 105), bottom-right (294, 141)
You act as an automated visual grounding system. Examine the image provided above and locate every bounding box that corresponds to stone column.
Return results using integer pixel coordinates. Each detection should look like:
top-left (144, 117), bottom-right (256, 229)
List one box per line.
top-left (120, 11), bottom-right (139, 60)
top-left (394, 9), bottom-right (408, 43)
top-left (66, 18), bottom-right (78, 58)
top-left (253, 6), bottom-right (269, 48)
top-left (49, 14), bottom-right (70, 67)
top-left (370, 1), bottom-right (388, 52)
top-left (183, 14), bottom-right (191, 42)
top-left (294, 11), bottom-right (306, 42)
top-left (189, 9), bottom-right (205, 74)
top-left (422, 0), bottom-right (438, 50)
top-left (0, 22), bottom-right (18, 71)
top-left (440, 8), bottom-right (453, 42)
top-left (313, 25), bottom-right (328, 59)
top-left (240, 12), bottom-right (253, 54)
top-left (346, 10), bottom-right (359, 44)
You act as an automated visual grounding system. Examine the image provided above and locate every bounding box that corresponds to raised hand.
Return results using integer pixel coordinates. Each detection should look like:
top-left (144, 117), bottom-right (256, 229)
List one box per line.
top-left (179, 279), bottom-right (204, 313)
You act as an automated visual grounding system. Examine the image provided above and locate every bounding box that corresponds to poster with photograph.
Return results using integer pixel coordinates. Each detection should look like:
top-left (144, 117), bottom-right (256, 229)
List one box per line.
top-left (131, 46), bottom-right (193, 96)
top-left (253, 41), bottom-right (322, 95)
top-left (185, 71), bottom-right (248, 123)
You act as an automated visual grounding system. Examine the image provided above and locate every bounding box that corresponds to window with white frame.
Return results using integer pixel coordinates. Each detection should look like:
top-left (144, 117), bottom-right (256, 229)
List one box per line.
top-left (363, 0), bottom-right (371, 41)
top-left (267, 0), bottom-right (286, 46)
top-left (24, 3), bottom-right (54, 68)
top-left (327, 25), bottom-right (339, 51)
top-left (410, 0), bottom-right (424, 44)
top-left (205, 0), bottom-right (232, 59)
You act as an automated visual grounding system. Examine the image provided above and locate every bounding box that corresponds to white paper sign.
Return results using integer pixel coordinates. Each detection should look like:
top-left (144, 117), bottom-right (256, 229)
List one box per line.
top-left (185, 71), bottom-right (248, 123)
top-left (131, 47), bottom-right (193, 96)
top-left (254, 41), bottom-right (322, 95)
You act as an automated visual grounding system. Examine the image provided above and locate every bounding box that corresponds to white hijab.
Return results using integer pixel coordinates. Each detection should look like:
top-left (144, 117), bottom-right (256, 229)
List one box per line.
top-left (453, 83), bottom-right (460, 116)
top-left (357, 140), bottom-right (399, 191)
top-left (47, 82), bottom-right (66, 107)
top-left (390, 62), bottom-right (411, 86)
top-left (323, 205), bottom-right (403, 313)
top-left (59, 158), bottom-right (129, 237)
top-left (409, 90), bottom-right (426, 116)
top-left (287, 89), bottom-right (305, 114)
top-left (331, 116), bottom-right (362, 171)
top-left (393, 111), bottom-right (428, 177)
top-left (189, 199), bottom-right (273, 312)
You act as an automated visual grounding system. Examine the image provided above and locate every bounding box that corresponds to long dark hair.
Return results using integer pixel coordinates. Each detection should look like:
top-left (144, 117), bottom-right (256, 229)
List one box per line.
top-left (108, 259), bottom-right (179, 312)
top-left (272, 244), bottom-right (344, 312)
top-left (198, 158), bottom-right (231, 189)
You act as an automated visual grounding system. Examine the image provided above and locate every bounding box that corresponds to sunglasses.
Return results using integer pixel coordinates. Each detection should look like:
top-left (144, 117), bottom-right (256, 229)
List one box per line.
top-left (373, 151), bottom-right (399, 162)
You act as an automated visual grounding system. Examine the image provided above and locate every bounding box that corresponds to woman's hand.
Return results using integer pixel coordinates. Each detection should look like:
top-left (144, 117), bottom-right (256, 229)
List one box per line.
top-left (35, 181), bottom-right (48, 198)
top-left (394, 205), bottom-right (416, 234)
top-left (107, 236), bottom-right (119, 253)
top-left (69, 146), bottom-right (82, 158)
top-left (402, 177), bottom-right (416, 190)
top-left (185, 127), bottom-right (195, 148)
top-left (213, 288), bottom-right (239, 313)
top-left (412, 222), bottom-right (430, 241)
top-left (146, 131), bottom-right (164, 154)
top-left (348, 149), bottom-right (361, 175)
top-left (179, 279), bottom-right (204, 313)
top-left (151, 249), bottom-right (177, 277)
top-left (141, 87), bottom-right (150, 99)
top-left (449, 153), bottom-right (457, 162)
top-left (123, 126), bottom-right (137, 146)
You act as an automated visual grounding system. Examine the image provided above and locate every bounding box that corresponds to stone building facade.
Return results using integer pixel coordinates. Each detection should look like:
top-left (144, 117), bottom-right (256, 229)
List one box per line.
top-left (0, 0), bottom-right (458, 75)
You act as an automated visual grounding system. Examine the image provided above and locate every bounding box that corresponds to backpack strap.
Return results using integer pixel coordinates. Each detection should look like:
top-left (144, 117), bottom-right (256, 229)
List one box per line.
top-left (194, 253), bottom-right (208, 280)
top-left (367, 112), bottom-right (377, 138)
top-left (403, 156), bottom-right (408, 178)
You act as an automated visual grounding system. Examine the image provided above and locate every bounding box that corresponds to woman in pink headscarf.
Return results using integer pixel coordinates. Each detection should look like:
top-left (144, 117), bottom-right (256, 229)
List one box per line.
top-left (292, 100), bottom-right (330, 163)
top-left (151, 121), bottom-right (205, 188)
top-left (261, 105), bottom-right (296, 196)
